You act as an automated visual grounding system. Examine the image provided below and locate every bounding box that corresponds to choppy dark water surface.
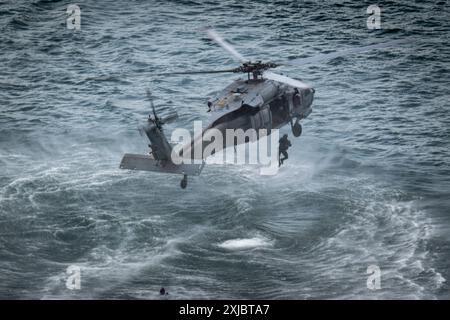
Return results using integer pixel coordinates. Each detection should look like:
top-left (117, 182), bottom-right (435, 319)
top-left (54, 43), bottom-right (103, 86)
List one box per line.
top-left (1, 0), bottom-right (449, 299)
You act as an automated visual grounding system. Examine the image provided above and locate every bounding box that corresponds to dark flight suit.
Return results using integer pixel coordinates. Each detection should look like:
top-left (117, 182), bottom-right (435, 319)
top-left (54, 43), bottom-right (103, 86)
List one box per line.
top-left (279, 135), bottom-right (291, 166)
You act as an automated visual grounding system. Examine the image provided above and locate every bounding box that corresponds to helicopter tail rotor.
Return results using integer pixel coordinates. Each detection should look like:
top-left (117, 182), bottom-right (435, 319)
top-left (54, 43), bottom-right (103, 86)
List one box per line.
top-left (146, 89), bottom-right (158, 121)
top-left (144, 89), bottom-right (179, 130)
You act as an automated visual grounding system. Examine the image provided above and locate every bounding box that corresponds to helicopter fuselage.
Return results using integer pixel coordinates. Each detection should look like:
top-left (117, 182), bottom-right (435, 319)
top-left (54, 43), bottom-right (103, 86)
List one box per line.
top-left (182, 77), bottom-right (315, 159)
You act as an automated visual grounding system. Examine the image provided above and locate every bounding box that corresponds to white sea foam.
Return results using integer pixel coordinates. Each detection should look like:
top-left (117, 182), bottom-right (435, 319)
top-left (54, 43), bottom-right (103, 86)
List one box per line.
top-left (218, 237), bottom-right (272, 250)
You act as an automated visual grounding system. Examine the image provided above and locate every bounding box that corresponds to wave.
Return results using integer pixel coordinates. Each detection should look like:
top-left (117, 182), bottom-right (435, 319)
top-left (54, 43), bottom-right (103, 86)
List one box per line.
top-left (217, 236), bottom-right (272, 251)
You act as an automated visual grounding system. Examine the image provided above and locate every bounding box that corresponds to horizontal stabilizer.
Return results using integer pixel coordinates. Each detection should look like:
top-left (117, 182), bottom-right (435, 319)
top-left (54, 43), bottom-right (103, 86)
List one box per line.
top-left (119, 153), bottom-right (203, 176)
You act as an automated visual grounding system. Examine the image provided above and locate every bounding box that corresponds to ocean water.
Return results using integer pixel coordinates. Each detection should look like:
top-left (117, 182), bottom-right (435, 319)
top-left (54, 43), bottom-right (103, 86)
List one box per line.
top-left (0, 0), bottom-right (449, 299)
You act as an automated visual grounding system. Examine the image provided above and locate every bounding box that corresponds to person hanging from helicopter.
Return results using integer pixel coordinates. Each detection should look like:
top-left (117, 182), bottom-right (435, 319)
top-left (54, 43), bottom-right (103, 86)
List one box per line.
top-left (278, 134), bottom-right (291, 167)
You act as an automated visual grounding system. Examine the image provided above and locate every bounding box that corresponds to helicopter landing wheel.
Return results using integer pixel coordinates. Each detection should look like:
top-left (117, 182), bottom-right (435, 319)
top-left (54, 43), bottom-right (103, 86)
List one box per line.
top-left (180, 174), bottom-right (187, 189)
top-left (292, 120), bottom-right (302, 137)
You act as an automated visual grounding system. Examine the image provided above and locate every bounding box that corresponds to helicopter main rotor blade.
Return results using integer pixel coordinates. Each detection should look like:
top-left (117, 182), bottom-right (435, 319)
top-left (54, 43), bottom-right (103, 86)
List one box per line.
top-left (206, 28), bottom-right (248, 63)
top-left (283, 39), bottom-right (406, 67)
top-left (263, 70), bottom-right (311, 89)
top-left (157, 68), bottom-right (237, 76)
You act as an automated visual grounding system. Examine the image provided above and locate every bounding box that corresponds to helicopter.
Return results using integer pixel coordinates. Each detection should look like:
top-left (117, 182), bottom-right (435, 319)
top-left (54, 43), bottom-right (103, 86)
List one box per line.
top-left (120, 29), bottom-right (404, 188)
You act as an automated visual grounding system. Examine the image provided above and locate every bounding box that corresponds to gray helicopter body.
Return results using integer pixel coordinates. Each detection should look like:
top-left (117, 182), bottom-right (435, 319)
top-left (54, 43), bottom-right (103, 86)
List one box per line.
top-left (120, 77), bottom-right (313, 188)
top-left (176, 77), bottom-right (314, 160)
top-left (206, 77), bottom-right (314, 134)
top-left (119, 28), bottom-right (402, 188)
